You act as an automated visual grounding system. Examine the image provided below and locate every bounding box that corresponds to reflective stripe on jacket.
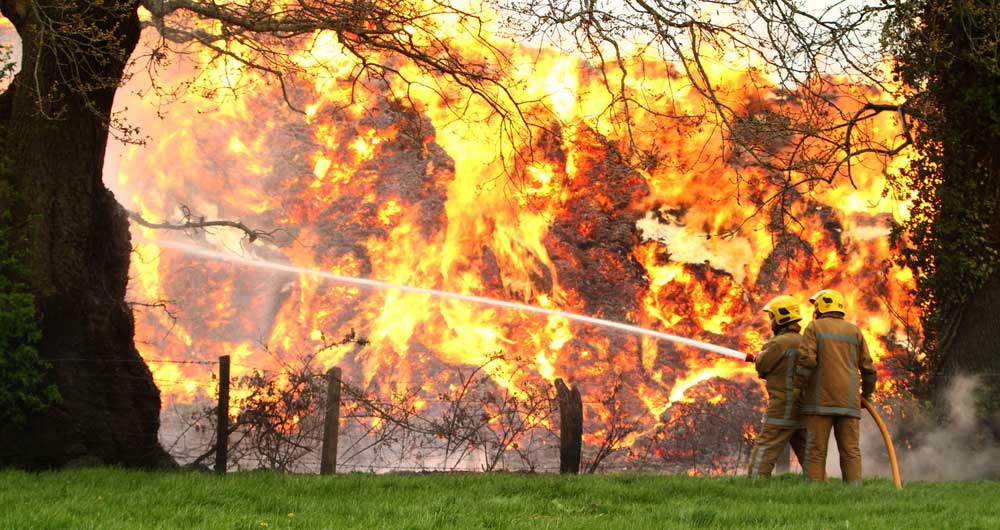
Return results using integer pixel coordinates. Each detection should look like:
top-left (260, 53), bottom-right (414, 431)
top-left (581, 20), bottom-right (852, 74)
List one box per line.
top-left (794, 314), bottom-right (876, 418)
top-left (755, 330), bottom-right (804, 428)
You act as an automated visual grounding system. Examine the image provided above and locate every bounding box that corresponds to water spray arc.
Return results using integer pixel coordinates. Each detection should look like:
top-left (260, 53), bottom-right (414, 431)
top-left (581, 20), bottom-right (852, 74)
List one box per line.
top-left (140, 237), bottom-right (902, 487)
top-left (140, 237), bottom-right (752, 361)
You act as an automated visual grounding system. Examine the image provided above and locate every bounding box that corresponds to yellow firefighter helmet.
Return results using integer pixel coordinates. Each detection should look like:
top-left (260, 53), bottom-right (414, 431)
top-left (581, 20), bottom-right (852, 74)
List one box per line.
top-left (761, 295), bottom-right (802, 326)
top-left (809, 288), bottom-right (846, 314)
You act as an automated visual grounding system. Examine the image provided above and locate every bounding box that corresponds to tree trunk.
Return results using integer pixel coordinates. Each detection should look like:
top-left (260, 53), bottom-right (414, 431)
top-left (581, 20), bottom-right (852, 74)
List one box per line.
top-left (936, 276), bottom-right (1000, 442)
top-left (0, 1), bottom-right (172, 468)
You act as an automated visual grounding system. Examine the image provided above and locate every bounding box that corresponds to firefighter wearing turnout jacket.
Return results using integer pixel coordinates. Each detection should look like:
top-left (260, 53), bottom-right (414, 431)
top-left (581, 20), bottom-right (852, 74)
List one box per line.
top-left (793, 288), bottom-right (876, 484)
top-left (747, 295), bottom-right (807, 479)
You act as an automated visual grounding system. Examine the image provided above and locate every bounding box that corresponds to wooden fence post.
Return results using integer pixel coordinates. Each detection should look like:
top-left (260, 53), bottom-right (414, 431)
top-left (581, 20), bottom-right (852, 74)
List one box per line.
top-left (320, 366), bottom-right (342, 475)
top-left (215, 355), bottom-right (231, 475)
top-left (554, 378), bottom-right (583, 474)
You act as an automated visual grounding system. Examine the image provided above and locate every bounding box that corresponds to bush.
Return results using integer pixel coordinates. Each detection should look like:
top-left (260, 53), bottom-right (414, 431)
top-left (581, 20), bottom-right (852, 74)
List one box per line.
top-left (0, 123), bottom-right (59, 426)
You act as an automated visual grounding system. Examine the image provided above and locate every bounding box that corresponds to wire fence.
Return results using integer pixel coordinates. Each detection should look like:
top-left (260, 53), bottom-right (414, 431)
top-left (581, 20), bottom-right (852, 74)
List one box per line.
top-left (52, 355), bottom-right (730, 474)
top-left (41, 354), bottom-right (986, 476)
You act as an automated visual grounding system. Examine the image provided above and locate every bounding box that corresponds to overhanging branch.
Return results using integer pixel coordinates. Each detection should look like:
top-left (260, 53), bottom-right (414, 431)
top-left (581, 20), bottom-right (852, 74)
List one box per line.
top-left (127, 205), bottom-right (282, 242)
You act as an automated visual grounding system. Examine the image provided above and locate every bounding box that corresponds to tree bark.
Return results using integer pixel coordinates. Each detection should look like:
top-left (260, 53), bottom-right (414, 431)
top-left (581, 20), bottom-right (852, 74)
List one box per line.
top-left (936, 275), bottom-right (1000, 442)
top-left (0, 1), bottom-right (172, 468)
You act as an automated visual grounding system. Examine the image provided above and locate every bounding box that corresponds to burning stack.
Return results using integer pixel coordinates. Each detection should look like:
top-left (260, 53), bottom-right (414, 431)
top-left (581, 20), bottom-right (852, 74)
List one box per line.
top-left (105, 21), bottom-right (913, 473)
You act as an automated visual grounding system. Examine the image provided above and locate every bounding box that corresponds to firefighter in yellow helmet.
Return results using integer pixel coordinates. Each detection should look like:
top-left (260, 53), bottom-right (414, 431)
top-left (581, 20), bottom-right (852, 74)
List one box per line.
top-left (747, 295), bottom-right (807, 479)
top-left (793, 288), bottom-right (876, 484)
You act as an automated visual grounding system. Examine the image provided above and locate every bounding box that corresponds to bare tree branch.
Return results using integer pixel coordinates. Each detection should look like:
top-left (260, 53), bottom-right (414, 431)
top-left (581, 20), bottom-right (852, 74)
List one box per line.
top-left (135, 0), bottom-right (533, 153)
top-left (127, 204), bottom-right (284, 242)
top-left (503, 0), bottom-right (911, 207)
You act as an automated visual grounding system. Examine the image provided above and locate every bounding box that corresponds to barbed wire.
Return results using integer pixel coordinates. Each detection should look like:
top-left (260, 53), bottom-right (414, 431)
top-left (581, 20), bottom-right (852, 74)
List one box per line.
top-left (328, 462), bottom-right (703, 473)
top-left (45, 356), bottom-right (1000, 375)
top-left (45, 357), bottom-right (217, 365)
top-left (40, 355), bottom-right (1000, 418)
top-left (332, 463), bottom-right (565, 473)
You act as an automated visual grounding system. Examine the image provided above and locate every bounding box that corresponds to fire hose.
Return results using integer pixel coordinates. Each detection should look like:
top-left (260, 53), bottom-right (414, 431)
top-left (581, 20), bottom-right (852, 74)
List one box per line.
top-left (745, 354), bottom-right (902, 489)
top-left (862, 396), bottom-right (902, 490)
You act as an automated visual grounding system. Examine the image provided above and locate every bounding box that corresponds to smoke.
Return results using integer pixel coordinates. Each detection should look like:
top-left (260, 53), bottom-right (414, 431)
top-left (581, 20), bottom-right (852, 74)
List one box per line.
top-left (636, 209), bottom-right (754, 284)
top-left (863, 375), bottom-right (1000, 481)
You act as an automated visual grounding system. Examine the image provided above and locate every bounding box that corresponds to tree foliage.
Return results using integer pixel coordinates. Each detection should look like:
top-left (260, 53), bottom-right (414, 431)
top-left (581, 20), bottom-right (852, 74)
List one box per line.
top-left (0, 137), bottom-right (59, 428)
top-left (885, 0), bottom-right (1000, 382)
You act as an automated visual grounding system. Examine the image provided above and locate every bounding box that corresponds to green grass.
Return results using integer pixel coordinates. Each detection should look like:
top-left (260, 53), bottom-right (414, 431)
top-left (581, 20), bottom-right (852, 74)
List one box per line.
top-left (1, 469), bottom-right (997, 529)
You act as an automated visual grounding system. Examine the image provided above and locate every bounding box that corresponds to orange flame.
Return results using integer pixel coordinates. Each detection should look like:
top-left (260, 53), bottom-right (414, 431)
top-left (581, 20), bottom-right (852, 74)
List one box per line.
top-left (91, 6), bottom-right (916, 463)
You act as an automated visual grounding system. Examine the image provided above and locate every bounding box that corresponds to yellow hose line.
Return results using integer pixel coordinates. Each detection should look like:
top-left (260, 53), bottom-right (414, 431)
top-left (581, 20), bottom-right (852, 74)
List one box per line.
top-left (862, 397), bottom-right (902, 490)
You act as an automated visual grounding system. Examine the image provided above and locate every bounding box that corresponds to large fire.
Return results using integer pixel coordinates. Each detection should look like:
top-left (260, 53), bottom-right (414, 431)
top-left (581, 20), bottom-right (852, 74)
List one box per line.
top-left (93, 5), bottom-right (913, 470)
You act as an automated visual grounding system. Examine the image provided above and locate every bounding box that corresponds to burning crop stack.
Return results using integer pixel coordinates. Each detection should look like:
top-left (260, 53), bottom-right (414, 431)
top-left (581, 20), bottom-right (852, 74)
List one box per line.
top-left (105, 10), bottom-right (914, 473)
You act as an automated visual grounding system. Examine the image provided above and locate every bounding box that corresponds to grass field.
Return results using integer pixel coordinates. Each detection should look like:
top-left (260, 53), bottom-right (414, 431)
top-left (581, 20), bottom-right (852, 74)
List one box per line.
top-left (1, 468), bottom-right (998, 529)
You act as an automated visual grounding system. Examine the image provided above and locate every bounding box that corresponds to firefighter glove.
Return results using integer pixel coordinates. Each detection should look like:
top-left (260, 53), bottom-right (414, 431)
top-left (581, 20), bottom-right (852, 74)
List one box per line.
top-left (862, 380), bottom-right (875, 400)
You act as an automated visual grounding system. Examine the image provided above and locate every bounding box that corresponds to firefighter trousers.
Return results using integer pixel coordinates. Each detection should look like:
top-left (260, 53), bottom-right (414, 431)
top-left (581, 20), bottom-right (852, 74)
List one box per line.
top-left (747, 424), bottom-right (806, 479)
top-left (804, 414), bottom-right (861, 483)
